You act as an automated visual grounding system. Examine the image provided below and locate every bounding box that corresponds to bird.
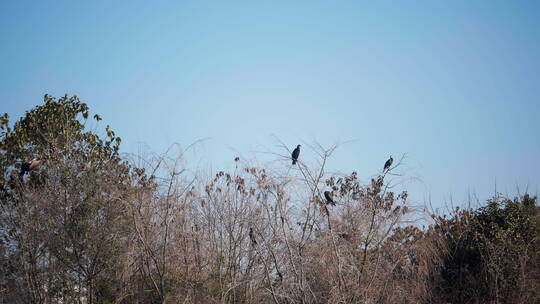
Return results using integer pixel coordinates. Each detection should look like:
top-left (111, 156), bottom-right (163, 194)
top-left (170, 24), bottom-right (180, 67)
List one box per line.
top-left (338, 232), bottom-right (351, 241)
top-left (324, 191), bottom-right (336, 206)
top-left (20, 159), bottom-right (42, 177)
top-left (383, 156), bottom-right (393, 172)
top-left (249, 227), bottom-right (257, 246)
top-left (291, 145), bottom-right (301, 165)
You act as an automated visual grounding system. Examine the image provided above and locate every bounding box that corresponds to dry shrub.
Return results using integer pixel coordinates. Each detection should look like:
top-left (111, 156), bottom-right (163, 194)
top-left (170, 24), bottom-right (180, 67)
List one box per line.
top-left (2, 97), bottom-right (537, 304)
top-left (114, 144), bottom-right (438, 304)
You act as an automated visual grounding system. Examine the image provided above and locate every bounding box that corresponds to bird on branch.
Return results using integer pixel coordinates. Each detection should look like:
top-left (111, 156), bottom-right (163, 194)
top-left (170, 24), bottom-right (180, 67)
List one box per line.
top-left (324, 191), bottom-right (336, 206)
top-left (249, 227), bottom-right (257, 246)
top-left (383, 156), bottom-right (393, 172)
top-left (20, 159), bottom-right (42, 177)
top-left (291, 145), bottom-right (301, 165)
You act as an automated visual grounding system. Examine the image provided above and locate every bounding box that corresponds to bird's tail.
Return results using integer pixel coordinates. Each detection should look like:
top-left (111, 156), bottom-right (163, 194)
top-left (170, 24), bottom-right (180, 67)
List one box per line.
top-left (292, 159), bottom-right (297, 165)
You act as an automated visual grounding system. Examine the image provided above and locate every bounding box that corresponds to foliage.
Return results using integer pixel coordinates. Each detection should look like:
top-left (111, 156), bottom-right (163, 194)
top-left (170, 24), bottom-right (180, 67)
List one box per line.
top-left (1, 95), bottom-right (538, 304)
top-left (0, 95), bottom-right (129, 304)
top-left (433, 195), bottom-right (540, 304)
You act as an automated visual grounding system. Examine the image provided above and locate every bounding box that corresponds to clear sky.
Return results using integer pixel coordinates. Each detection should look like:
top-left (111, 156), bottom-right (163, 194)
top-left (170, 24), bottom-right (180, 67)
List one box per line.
top-left (1, 1), bottom-right (539, 209)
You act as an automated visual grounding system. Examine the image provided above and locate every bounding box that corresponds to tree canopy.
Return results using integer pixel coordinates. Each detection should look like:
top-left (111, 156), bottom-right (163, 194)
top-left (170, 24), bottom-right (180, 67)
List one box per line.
top-left (1, 95), bottom-right (538, 304)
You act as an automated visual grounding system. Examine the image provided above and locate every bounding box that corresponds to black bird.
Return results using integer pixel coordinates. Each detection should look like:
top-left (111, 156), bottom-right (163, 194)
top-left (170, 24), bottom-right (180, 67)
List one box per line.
top-left (291, 145), bottom-right (301, 165)
top-left (338, 233), bottom-right (351, 241)
top-left (249, 227), bottom-right (257, 246)
top-left (383, 156), bottom-right (393, 172)
top-left (20, 163), bottom-right (30, 177)
top-left (324, 191), bottom-right (336, 206)
top-left (20, 159), bottom-right (42, 177)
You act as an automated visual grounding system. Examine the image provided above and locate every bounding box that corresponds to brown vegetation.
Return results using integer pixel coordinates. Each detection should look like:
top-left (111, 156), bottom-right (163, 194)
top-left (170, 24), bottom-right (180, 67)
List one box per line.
top-left (1, 96), bottom-right (538, 303)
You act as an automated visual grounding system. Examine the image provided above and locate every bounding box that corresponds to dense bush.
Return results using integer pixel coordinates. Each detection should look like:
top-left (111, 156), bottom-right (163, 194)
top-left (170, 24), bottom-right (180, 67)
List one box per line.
top-left (432, 195), bottom-right (539, 304)
top-left (1, 96), bottom-right (538, 303)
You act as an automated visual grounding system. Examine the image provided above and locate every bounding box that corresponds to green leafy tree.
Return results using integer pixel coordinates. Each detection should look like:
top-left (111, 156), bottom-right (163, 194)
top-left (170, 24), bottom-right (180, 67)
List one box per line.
top-left (434, 195), bottom-right (539, 304)
top-left (0, 95), bottom-right (131, 303)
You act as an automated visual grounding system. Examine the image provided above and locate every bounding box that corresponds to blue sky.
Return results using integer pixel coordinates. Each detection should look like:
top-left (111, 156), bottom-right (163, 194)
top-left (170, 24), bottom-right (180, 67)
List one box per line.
top-left (1, 1), bottom-right (539, 208)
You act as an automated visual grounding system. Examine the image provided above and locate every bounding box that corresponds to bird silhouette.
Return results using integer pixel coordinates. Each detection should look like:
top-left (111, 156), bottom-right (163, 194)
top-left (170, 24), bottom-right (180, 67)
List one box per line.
top-left (249, 227), bottom-right (257, 246)
top-left (383, 156), bottom-right (393, 172)
top-left (324, 191), bottom-right (336, 206)
top-left (291, 145), bottom-right (301, 165)
top-left (20, 159), bottom-right (42, 177)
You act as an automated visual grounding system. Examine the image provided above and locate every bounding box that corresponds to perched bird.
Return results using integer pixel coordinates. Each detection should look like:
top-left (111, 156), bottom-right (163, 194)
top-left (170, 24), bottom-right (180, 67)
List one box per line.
top-left (20, 159), bottom-right (42, 177)
top-left (291, 145), bottom-right (301, 165)
top-left (338, 233), bottom-right (351, 241)
top-left (324, 191), bottom-right (336, 206)
top-left (383, 156), bottom-right (393, 172)
top-left (249, 227), bottom-right (257, 246)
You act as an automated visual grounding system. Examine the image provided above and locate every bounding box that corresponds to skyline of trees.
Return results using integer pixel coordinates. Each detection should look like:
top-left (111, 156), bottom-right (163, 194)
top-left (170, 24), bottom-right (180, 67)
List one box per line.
top-left (1, 95), bottom-right (538, 304)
